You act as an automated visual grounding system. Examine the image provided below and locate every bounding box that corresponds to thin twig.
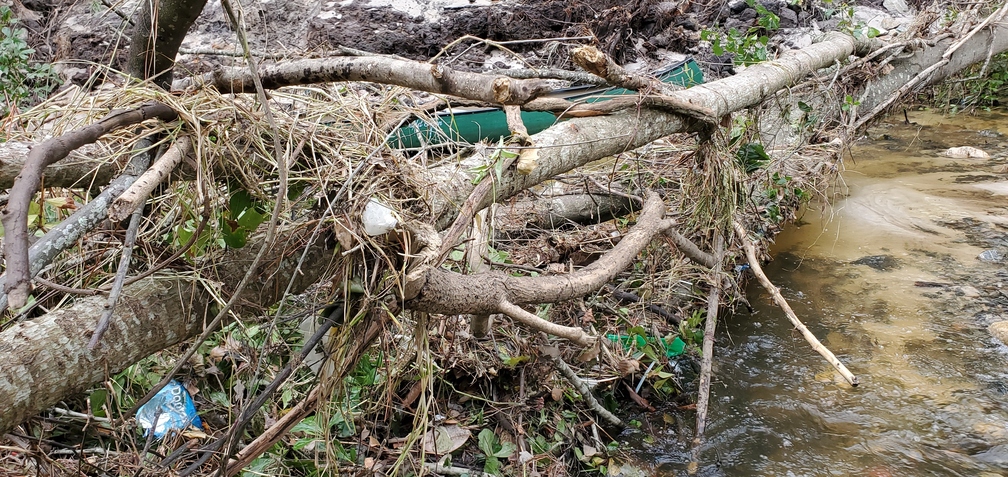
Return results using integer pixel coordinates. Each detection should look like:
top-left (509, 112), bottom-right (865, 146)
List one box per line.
top-left (124, 0), bottom-right (292, 426)
top-left (213, 1), bottom-right (291, 474)
top-left (99, 0), bottom-right (134, 26)
top-left (734, 222), bottom-right (858, 386)
top-left (548, 351), bottom-right (623, 428)
top-left (163, 312), bottom-right (338, 470)
top-left (88, 192), bottom-right (145, 349)
top-left (688, 234), bottom-right (724, 475)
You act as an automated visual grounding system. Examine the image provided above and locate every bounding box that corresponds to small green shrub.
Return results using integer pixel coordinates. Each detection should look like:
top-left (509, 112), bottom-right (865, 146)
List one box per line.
top-left (700, 0), bottom-right (780, 67)
top-left (0, 6), bottom-right (61, 117)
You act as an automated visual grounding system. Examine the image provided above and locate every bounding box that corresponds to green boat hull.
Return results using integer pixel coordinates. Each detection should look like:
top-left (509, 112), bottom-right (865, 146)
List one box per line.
top-left (389, 57), bottom-right (703, 149)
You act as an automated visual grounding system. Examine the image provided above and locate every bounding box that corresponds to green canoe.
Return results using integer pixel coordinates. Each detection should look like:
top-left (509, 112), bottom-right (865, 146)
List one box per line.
top-left (388, 57), bottom-right (703, 149)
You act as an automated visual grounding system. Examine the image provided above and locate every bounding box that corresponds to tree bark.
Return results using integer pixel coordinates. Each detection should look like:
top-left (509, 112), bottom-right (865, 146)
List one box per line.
top-left (178, 56), bottom-right (551, 105)
top-left (857, 17), bottom-right (1008, 119)
top-left (0, 226), bottom-right (337, 433)
top-left (126, 0), bottom-right (210, 88)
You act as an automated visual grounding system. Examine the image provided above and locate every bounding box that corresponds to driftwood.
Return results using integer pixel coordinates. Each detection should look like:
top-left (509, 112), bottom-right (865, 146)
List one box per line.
top-left (734, 222), bottom-right (859, 386)
top-left (0, 31), bottom-right (878, 432)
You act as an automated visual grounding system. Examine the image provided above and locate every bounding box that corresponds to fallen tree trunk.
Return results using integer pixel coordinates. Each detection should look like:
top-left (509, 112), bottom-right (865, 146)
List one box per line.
top-left (176, 56), bottom-right (551, 105)
top-left (0, 226), bottom-right (337, 432)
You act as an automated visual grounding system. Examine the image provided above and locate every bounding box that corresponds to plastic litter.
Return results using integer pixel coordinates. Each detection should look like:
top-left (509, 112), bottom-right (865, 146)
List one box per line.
top-left (136, 380), bottom-right (202, 438)
top-left (978, 249), bottom-right (1004, 263)
top-left (606, 333), bottom-right (686, 358)
top-left (362, 199), bottom-right (398, 236)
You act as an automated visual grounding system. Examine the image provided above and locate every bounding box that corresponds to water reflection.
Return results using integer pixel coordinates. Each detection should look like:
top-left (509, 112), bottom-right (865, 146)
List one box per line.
top-left (634, 111), bottom-right (1008, 476)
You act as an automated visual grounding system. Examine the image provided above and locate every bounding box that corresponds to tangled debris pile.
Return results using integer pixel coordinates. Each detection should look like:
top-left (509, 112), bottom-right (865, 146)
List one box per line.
top-left (2, 0), bottom-right (1002, 474)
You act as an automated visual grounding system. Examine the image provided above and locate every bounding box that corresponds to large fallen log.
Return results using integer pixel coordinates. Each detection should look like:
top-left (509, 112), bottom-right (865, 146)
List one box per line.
top-left (0, 226), bottom-right (337, 432)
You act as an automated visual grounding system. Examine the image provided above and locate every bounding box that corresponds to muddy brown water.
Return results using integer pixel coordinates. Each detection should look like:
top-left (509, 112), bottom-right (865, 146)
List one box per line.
top-left (624, 110), bottom-right (1008, 476)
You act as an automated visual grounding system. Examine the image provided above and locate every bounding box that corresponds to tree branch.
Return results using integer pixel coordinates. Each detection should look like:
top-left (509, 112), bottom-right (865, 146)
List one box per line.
top-left (0, 226), bottom-right (339, 433)
top-left (407, 196), bottom-right (668, 335)
top-left (1, 102), bottom-right (178, 310)
top-left (107, 136), bottom-right (192, 222)
top-left (178, 57), bottom-right (552, 105)
top-left (571, 45), bottom-right (666, 93)
top-left (734, 222), bottom-right (858, 386)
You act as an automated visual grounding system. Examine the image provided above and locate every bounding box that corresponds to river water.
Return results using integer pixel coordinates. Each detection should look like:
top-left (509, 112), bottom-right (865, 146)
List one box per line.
top-left (631, 110), bottom-right (1008, 476)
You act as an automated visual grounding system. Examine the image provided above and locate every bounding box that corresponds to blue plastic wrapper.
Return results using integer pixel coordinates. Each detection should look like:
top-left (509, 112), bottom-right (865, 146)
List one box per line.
top-left (136, 380), bottom-right (202, 438)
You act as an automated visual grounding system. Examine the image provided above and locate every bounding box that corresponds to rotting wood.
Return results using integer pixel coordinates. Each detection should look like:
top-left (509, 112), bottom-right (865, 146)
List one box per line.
top-left (734, 222), bottom-right (859, 386)
top-left (688, 234), bottom-right (725, 475)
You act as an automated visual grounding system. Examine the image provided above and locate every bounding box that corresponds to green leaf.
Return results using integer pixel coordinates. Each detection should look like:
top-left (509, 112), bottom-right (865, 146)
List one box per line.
top-left (735, 142), bottom-right (771, 173)
top-left (483, 455), bottom-right (502, 475)
top-left (477, 428), bottom-right (498, 456)
top-left (494, 441), bottom-right (516, 458)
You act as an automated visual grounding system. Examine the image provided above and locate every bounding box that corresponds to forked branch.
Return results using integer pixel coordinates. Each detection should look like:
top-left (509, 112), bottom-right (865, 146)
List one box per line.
top-left (1, 102), bottom-right (178, 309)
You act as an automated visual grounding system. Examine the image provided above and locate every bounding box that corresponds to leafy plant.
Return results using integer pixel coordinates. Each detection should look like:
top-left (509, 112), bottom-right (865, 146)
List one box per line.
top-left (678, 309), bottom-right (705, 348)
top-left (826, 1), bottom-right (881, 39)
top-left (477, 428), bottom-right (516, 475)
top-left (0, 6), bottom-right (61, 117)
top-left (840, 94), bottom-right (861, 112)
top-left (700, 0), bottom-right (780, 66)
top-left (758, 172), bottom-right (810, 224)
top-left (735, 142), bottom-right (771, 174)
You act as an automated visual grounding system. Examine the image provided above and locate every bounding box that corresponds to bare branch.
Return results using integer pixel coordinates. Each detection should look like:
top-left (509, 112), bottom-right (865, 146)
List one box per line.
top-left (571, 45), bottom-right (666, 93)
top-left (498, 300), bottom-right (595, 346)
top-left (179, 57), bottom-right (552, 105)
top-left (689, 235), bottom-right (725, 474)
top-left (407, 195), bottom-right (668, 330)
top-left (548, 350), bottom-right (622, 427)
top-left (734, 221), bottom-right (859, 386)
top-left (108, 136), bottom-right (193, 222)
top-left (88, 193), bottom-right (144, 349)
top-left (1, 102), bottom-right (177, 310)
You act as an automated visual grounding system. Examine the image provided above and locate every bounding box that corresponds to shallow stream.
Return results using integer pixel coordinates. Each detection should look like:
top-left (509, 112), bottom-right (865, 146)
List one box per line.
top-left (630, 110), bottom-right (1008, 476)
